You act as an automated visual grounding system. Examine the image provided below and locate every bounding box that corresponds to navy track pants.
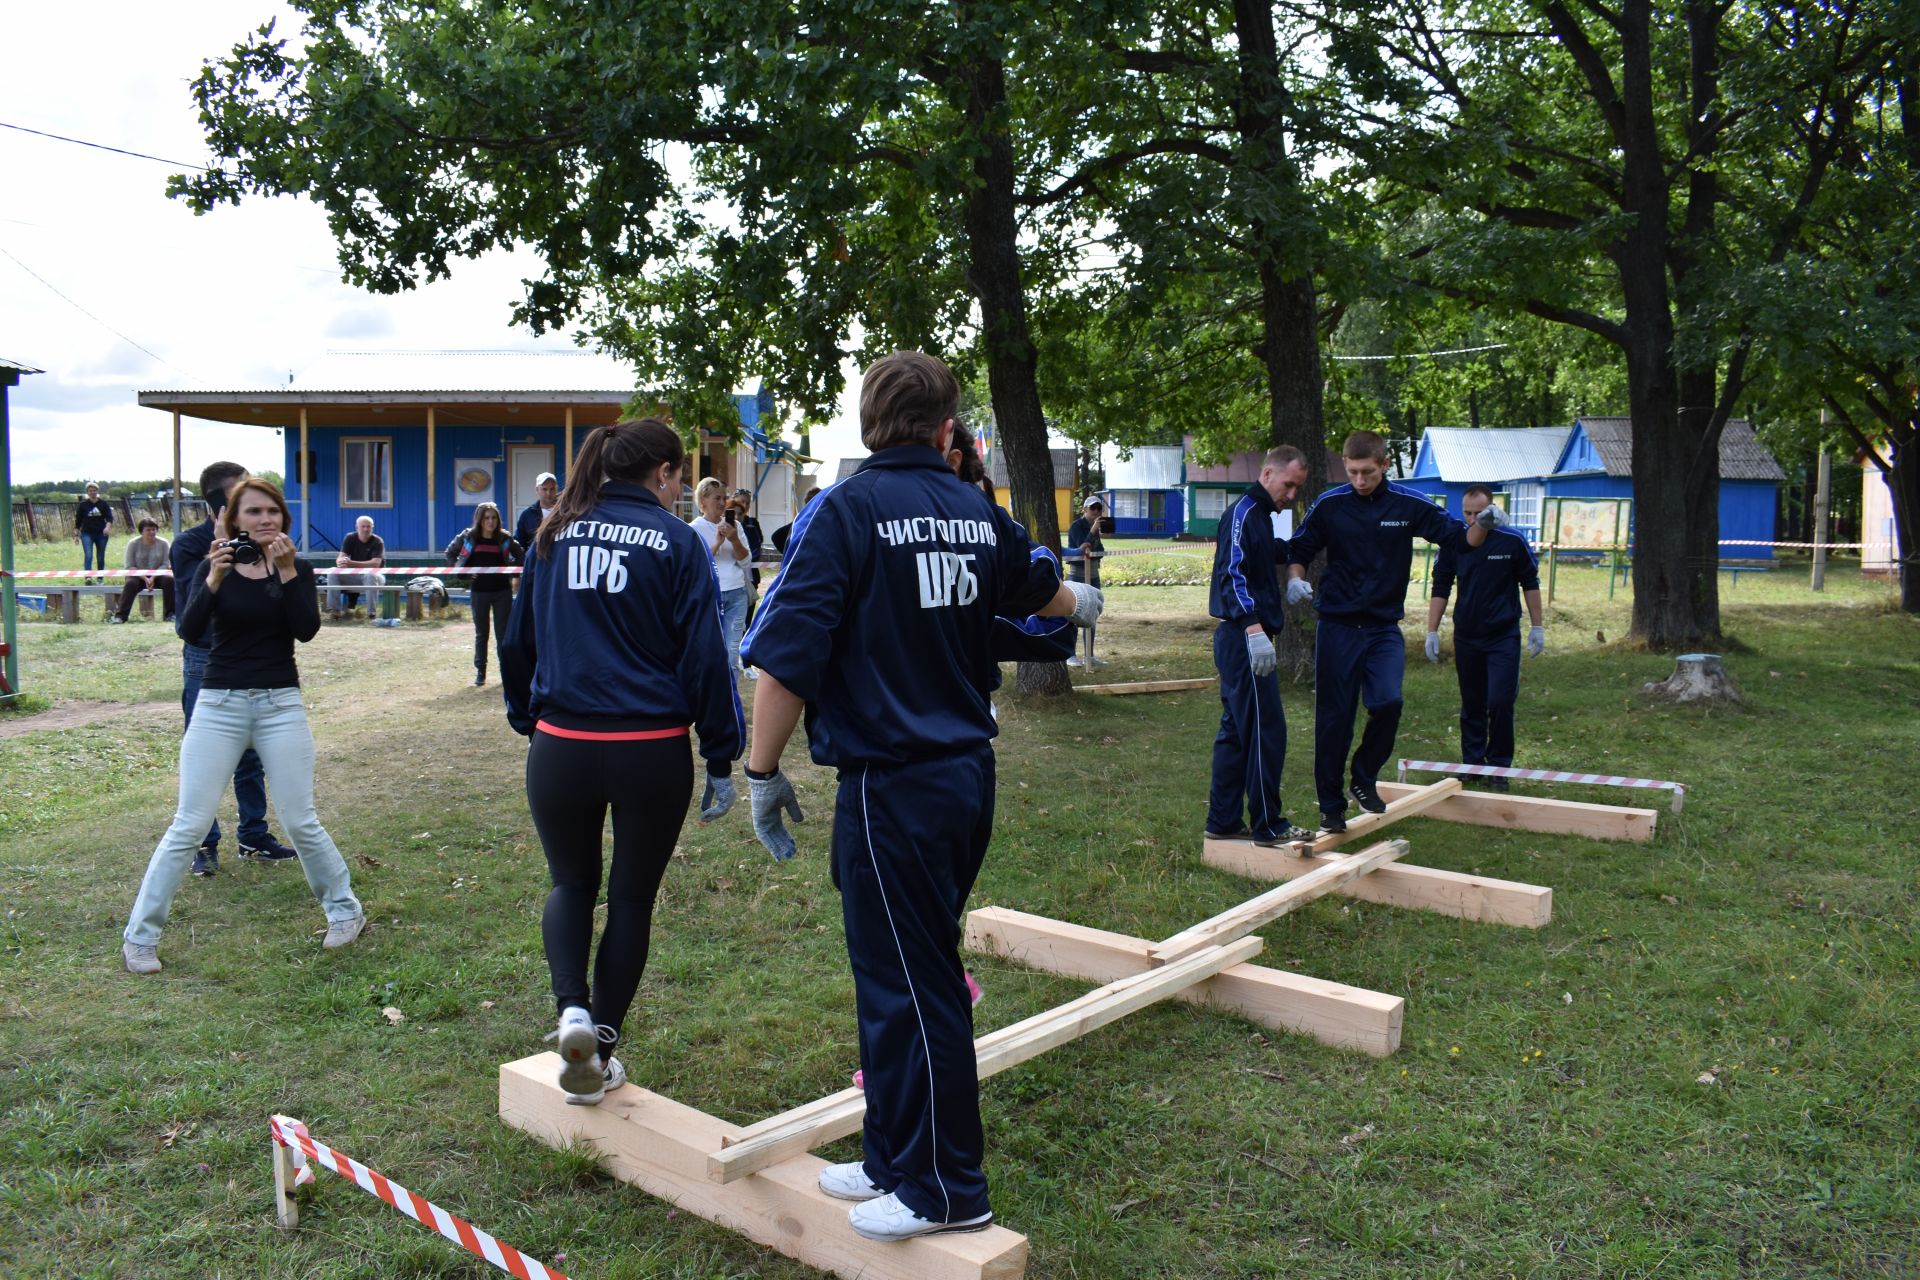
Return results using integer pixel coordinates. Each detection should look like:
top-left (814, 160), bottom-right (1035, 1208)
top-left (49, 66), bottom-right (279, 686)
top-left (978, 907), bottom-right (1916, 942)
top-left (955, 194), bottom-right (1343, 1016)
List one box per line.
top-left (833, 746), bottom-right (995, 1224)
top-left (1454, 632), bottom-right (1521, 767)
top-left (1313, 619), bottom-right (1407, 816)
top-left (1207, 622), bottom-right (1289, 840)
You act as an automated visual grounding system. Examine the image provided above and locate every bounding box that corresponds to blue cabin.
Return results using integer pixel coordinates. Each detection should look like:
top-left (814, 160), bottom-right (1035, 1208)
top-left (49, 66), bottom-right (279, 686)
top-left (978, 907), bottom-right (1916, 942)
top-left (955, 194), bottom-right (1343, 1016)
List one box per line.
top-left (1547, 417), bottom-right (1785, 559)
top-left (1403, 426), bottom-right (1573, 544)
top-left (1097, 444), bottom-right (1186, 536)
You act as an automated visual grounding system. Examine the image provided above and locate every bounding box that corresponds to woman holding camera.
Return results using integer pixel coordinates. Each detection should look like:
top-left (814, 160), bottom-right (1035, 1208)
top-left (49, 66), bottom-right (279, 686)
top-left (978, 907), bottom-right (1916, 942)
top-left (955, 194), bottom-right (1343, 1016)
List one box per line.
top-left (121, 479), bottom-right (364, 974)
top-left (444, 501), bottom-right (521, 686)
top-left (689, 477), bottom-right (751, 676)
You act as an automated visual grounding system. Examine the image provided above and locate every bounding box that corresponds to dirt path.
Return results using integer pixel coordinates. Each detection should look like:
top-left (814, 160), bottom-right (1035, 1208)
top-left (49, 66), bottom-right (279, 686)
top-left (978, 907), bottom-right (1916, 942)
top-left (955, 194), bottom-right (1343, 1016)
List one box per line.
top-left (0, 699), bottom-right (174, 741)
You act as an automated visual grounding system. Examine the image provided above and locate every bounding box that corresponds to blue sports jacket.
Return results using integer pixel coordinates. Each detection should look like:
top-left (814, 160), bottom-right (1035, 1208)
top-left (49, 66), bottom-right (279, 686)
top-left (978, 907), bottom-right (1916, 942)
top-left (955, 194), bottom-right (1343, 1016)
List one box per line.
top-left (993, 546), bottom-right (1074, 666)
top-left (1432, 527), bottom-right (1541, 639)
top-left (1208, 484), bottom-right (1290, 634)
top-left (500, 482), bottom-right (743, 767)
top-left (741, 445), bottom-right (1061, 766)
top-left (1288, 482), bottom-right (1471, 625)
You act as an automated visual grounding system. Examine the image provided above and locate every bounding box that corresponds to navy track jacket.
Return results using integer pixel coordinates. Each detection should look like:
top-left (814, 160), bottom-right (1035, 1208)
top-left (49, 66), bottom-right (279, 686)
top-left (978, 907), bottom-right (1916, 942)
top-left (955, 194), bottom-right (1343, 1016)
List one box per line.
top-left (1209, 484), bottom-right (1290, 634)
top-left (1289, 482), bottom-right (1471, 624)
top-left (1432, 527), bottom-right (1541, 639)
top-left (741, 445), bottom-right (1061, 766)
top-left (500, 482), bottom-right (743, 766)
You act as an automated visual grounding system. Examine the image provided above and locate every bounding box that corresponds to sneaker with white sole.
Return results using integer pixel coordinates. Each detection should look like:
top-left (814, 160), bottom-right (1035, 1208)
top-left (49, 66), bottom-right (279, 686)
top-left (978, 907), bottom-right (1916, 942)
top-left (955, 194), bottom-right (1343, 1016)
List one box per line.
top-left (321, 914), bottom-right (366, 949)
top-left (122, 941), bottom-right (162, 974)
top-left (848, 1192), bottom-right (992, 1241)
top-left (818, 1161), bottom-right (888, 1202)
top-left (1253, 822), bottom-right (1317, 847)
top-left (1349, 777), bottom-right (1387, 814)
top-left (551, 1006), bottom-right (601, 1092)
top-left (562, 1055), bottom-right (626, 1106)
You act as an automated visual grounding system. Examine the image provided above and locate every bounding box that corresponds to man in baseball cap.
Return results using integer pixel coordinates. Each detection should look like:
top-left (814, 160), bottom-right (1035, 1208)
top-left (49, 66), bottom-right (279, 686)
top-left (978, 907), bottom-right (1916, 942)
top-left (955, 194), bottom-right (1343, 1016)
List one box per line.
top-left (515, 472), bottom-right (562, 551)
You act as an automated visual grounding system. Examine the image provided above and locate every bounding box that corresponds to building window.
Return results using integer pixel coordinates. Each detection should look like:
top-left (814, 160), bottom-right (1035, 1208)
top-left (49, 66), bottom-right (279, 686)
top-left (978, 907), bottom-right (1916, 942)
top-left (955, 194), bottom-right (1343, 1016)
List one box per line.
top-left (1195, 488), bottom-right (1228, 521)
top-left (1112, 490), bottom-right (1144, 520)
top-left (1509, 482), bottom-right (1544, 538)
top-left (342, 438), bottom-right (393, 507)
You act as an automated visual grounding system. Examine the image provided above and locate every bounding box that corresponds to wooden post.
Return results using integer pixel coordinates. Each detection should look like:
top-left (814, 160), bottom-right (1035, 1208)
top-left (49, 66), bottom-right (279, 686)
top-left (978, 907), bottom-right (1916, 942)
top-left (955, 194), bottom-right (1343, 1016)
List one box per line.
top-left (171, 411), bottom-right (182, 540)
top-left (271, 1121), bottom-right (300, 1230)
top-left (298, 408), bottom-right (310, 554)
top-left (563, 406), bottom-right (574, 483)
top-left (1811, 437), bottom-right (1830, 592)
top-left (426, 407), bottom-right (437, 555)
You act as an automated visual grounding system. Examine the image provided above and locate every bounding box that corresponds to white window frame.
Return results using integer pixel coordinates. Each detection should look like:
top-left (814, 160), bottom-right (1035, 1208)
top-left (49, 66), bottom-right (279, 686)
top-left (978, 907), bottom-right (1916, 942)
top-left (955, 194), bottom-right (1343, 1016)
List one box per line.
top-left (1508, 482), bottom-right (1545, 538)
top-left (342, 437), bottom-right (394, 508)
top-left (1195, 488), bottom-right (1229, 520)
top-left (1112, 490), bottom-right (1145, 520)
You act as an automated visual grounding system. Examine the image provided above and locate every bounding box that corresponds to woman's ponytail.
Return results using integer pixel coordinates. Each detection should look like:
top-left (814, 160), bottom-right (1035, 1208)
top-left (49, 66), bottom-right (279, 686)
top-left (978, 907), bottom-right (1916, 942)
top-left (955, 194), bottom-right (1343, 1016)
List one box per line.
top-left (534, 419), bottom-right (684, 558)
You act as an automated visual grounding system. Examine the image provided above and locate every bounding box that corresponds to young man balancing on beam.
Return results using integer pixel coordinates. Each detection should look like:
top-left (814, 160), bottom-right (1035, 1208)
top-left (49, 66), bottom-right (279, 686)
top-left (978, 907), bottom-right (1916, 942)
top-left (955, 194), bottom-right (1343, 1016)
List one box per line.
top-left (1205, 444), bottom-right (1317, 846)
top-left (1425, 483), bottom-right (1546, 790)
top-left (1286, 431), bottom-right (1500, 832)
top-left (739, 351), bottom-right (1102, 1242)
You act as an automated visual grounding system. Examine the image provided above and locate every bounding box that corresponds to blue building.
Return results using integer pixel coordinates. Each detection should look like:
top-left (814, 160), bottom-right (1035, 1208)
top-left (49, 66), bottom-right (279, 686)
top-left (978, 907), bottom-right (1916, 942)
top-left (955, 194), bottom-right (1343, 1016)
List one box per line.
top-left (1547, 417), bottom-right (1786, 559)
top-left (1403, 426), bottom-right (1573, 544)
top-left (1097, 444), bottom-right (1186, 536)
top-left (140, 350), bottom-right (806, 558)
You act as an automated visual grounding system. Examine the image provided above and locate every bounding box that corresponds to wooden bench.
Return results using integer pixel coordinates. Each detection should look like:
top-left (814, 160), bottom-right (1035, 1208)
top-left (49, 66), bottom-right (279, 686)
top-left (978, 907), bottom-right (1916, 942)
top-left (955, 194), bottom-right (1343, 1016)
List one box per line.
top-left (1718, 561), bottom-right (1774, 586)
top-left (43, 585), bottom-right (166, 624)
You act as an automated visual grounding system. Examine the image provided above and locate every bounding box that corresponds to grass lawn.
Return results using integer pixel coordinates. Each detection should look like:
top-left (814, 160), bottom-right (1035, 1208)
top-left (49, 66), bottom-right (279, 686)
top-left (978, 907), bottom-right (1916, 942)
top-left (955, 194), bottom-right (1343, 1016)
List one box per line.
top-left (1, 557), bottom-right (1915, 1278)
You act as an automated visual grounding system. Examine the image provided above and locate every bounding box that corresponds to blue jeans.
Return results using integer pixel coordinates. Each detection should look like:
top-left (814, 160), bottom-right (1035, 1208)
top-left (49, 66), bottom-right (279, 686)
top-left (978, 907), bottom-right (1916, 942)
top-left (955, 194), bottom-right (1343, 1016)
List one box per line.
top-left (182, 643), bottom-right (268, 848)
top-left (81, 532), bottom-right (109, 577)
top-left (125, 686), bottom-right (361, 946)
top-left (719, 587), bottom-right (749, 674)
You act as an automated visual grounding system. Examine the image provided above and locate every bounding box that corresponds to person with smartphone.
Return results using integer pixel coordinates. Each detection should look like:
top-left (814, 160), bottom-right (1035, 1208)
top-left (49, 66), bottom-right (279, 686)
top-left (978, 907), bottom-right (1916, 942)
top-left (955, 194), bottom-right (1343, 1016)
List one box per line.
top-left (690, 477), bottom-right (751, 677)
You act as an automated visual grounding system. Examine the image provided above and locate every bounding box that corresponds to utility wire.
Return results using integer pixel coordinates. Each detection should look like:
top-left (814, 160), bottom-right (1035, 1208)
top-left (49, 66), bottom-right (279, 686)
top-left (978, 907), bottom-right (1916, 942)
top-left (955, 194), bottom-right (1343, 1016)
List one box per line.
top-left (0, 120), bottom-right (211, 172)
top-left (0, 243), bottom-right (205, 386)
top-left (1327, 342), bottom-right (1512, 362)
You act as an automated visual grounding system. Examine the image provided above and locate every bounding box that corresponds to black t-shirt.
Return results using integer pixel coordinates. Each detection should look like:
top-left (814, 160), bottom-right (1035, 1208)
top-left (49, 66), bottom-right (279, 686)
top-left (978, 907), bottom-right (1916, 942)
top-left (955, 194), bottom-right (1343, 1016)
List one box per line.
top-left (76, 498), bottom-right (114, 536)
top-left (446, 529), bottom-right (520, 593)
top-left (178, 561), bottom-right (322, 690)
top-left (343, 533), bottom-right (385, 564)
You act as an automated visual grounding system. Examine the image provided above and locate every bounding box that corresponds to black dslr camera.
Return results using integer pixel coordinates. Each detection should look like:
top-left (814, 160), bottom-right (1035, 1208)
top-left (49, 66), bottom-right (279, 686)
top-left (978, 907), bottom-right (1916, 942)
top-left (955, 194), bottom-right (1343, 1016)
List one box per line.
top-left (226, 530), bottom-right (264, 565)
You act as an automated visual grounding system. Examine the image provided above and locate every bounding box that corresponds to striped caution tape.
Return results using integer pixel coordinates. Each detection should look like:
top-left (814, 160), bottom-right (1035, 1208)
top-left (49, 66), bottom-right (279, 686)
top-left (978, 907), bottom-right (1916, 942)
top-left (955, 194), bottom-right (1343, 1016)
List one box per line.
top-left (1397, 759), bottom-right (1687, 813)
top-left (269, 1114), bottom-right (570, 1280)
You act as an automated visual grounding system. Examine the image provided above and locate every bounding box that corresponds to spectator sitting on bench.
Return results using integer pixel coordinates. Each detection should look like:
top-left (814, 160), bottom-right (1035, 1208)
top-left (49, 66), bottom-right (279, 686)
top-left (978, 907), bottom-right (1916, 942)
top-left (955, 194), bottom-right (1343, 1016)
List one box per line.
top-left (110, 518), bottom-right (176, 624)
top-left (328, 516), bottom-right (386, 618)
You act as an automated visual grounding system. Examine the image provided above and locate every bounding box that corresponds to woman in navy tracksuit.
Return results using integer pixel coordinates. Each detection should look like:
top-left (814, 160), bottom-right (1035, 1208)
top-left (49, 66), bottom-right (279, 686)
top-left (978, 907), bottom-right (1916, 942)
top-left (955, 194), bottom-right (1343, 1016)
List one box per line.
top-left (501, 419), bottom-right (743, 1105)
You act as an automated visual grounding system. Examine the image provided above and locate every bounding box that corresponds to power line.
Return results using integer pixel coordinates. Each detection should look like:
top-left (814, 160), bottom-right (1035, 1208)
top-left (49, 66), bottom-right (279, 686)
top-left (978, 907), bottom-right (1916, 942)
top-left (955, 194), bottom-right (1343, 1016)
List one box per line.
top-left (0, 243), bottom-right (204, 386)
top-left (0, 120), bottom-right (211, 172)
top-left (1327, 342), bottom-right (1512, 362)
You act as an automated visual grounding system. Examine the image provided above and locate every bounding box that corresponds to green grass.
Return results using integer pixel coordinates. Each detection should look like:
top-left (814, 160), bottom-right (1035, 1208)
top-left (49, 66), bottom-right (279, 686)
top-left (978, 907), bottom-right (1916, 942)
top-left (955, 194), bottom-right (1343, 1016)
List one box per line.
top-left (0, 565), bottom-right (1915, 1278)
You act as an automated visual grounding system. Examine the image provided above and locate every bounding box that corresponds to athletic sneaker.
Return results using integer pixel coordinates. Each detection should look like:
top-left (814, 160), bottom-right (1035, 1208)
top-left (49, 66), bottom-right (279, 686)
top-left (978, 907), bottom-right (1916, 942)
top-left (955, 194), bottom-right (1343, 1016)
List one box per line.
top-left (122, 941), bottom-right (162, 974)
top-left (1065, 656), bottom-right (1083, 668)
top-left (1486, 775), bottom-right (1510, 793)
top-left (238, 833), bottom-right (299, 863)
top-left (322, 914), bottom-right (366, 949)
top-left (552, 1005), bottom-right (601, 1089)
top-left (848, 1192), bottom-right (993, 1241)
top-left (1254, 822), bottom-right (1317, 847)
top-left (819, 1161), bottom-right (888, 1202)
top-left (1319, 811), bottom-right (1348, 834)
top-left (563, 1055), bottom-right (627, 1106)
top-left (1350, 778), bottom-right (1387, 814)
top-left (191, 848), bottom-right (218, 877)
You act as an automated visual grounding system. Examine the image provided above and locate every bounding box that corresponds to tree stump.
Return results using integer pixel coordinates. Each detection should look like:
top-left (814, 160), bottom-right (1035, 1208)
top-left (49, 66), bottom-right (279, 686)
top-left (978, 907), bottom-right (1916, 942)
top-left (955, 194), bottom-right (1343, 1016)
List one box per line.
top-left (1015, 659), bottom-right (1072, 697)
top-left (1642, 653), bottom-right (1742, 705)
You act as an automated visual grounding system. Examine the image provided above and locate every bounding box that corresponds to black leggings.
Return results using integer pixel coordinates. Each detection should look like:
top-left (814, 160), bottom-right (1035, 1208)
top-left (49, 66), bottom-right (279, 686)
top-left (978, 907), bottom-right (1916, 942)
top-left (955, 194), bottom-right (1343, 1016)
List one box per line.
top-left (471, 591), bottom-right (512, 673)
top-left (526, 730), bottom-right (693, 1060)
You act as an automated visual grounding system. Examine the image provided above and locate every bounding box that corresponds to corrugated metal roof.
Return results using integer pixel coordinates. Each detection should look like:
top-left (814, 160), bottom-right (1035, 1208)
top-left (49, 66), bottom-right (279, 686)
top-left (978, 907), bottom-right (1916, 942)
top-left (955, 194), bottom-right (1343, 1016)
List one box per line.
top-left (1, 357), bottom-right (45, 375)
top-left (1101, 444), bottom-right (1184, 489)
top-left (1420, 427), bottom-right (1572, 482)
top-left (1574, 417), bottom-right (1787, 482)
top-left (288, 349), bottom-right (640, 394)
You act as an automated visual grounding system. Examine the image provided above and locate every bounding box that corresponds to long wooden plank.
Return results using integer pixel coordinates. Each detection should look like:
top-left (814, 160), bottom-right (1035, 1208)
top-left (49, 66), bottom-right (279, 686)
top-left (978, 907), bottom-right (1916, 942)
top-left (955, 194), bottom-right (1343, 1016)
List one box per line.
top-left (1202, 839), bottom-right (1552, 928)
top-left (1375, 780), bottom-right (1656, 841)
top-left (965, 907), bottom-right (1402, 1057)
top-left (1149, 840), bottom-right (1410, 964)
top-left (1280, 777), bottom-right (1464, 855)
top-left (500, 1055), bottom-right (1028, 1280)
top-left (709, 936), bottom-right (1263, 1184)
top-left (1081, 677), bottom-right (1217, 696)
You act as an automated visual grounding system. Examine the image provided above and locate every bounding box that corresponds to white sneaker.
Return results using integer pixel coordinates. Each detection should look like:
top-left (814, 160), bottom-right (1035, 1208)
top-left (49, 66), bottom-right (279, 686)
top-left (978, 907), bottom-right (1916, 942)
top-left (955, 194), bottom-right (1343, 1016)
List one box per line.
top-left (1065, 656), bottom-right (1083, 668)
top-left (321, 914), bottom-right (365, 949)
top-left (818, 1161), bottom-right (887, 1202)
top-left (563, 1055), bottom-right (626, 1106)
top-left (552, 1006), bottom-right (601, 1093)
top-left (847, 1192), bottom-right (992, 1241)
top-left (122, 941), bottom-right (162, 974)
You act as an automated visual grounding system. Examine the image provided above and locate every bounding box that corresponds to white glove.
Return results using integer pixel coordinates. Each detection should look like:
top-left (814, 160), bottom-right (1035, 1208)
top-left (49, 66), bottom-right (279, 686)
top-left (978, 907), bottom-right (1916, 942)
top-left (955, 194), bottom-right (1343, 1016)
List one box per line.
top-left (747, 769), bottom-right (805, 862)
top-left (1245, 630), bottom-right (1276, 677)
top-left (1527, 626), bottom-right (1546, 658)
top-left (1285, 577), bottom-right (1313, 607)
top-left (699, 774), bottom-right (735, 822)
top-left (1066, 580), bottom-right (1104, 628)
top-left (1475, 503), bottom-right (1509, 531)
top-left (1424, 631), bottom-right (1440, 663)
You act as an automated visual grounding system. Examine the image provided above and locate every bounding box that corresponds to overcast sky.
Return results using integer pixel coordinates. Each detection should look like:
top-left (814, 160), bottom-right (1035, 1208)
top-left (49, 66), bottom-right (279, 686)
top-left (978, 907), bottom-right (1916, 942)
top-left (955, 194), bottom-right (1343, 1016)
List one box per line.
top-left (0, 0), bottom-right (865, 486)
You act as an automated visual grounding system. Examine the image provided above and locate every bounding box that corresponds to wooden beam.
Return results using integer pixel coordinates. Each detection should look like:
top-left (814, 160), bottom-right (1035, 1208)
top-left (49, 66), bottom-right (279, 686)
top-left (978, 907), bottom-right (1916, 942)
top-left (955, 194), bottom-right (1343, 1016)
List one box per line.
top-left (171, 410), bottom-right (182, 540)
top-left (1272, 778), bottom-right (1464, 856)
top-left (563, 405), bottom-right (574, 483)
top-left (709, 937), bottom-right (1263, 1185)
top-left (500, 1056), bottom-right (1028, 1280)
top-left (1202, 840), bottom-right (1551, 929)
top-left (965, 907), bottom-right (1402, 1056)
top-left (298, 407), bottom-right (309, 553)
top-left (271, 1115), bottom-right (299, 1230)
top-left (1375, 781), bottom-right (1656, 841)
top-left (1149, 840), bottom-right (1409, 964)
top-left (426, 406), bottom-right (437, 553)
top-left (1080, 677), bottom-right (1217, 696)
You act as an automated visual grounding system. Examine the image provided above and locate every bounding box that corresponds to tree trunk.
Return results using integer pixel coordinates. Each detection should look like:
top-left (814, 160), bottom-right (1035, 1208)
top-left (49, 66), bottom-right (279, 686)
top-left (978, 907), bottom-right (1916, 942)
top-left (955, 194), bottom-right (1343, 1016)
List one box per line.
top-left (1891, 433), bottom-right (1920, 612)
top-left (956, 39), bottom-right (1069, 695)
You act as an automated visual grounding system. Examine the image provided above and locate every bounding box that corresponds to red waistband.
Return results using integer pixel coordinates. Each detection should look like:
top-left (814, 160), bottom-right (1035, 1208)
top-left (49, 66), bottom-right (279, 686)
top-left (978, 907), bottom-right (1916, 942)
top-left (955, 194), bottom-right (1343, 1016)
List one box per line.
top-left (535, 721), bottom-right (689, 742)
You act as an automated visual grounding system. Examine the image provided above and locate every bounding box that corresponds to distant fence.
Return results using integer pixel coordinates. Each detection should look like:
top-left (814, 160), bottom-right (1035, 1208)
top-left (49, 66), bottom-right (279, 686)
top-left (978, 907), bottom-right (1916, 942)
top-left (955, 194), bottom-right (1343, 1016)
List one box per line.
top-left (10, 497), bottom-right (210, 543)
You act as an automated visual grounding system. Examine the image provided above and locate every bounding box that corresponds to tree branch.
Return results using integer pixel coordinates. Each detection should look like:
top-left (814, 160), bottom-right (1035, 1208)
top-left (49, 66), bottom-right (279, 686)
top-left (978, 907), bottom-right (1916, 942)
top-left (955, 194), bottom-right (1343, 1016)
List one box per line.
top-left (1019, 138), bottom-right (1235, 205)
top-left (1535, 0), bottom-right (1628, 147)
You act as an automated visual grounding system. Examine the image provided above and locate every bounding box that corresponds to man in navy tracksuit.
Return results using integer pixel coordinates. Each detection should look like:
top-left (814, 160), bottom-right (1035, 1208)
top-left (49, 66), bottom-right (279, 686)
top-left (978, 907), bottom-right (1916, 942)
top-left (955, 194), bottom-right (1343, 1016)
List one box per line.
top-left (741, 351), bottom-right (1101, 1243)
top-left (1205, 445), bottom-right (1315, 845)
top-left (1286, 431), bottom-right (1498, 830)
top-left (1425, 484), bottom-right (1546, 786)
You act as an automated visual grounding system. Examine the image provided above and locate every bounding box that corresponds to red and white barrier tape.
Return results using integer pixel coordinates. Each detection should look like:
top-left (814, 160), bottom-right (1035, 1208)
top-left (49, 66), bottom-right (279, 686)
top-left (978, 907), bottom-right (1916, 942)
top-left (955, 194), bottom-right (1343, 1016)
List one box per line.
top-left (1397, 759), bottom-right (1687, 813)
top-left (269, 1114), bottom-right (570, 1280)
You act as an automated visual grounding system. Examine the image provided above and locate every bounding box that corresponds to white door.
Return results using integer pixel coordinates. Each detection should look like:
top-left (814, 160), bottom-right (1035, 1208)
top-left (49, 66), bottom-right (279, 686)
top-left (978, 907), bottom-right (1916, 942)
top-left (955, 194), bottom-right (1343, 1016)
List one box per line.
top-left (508, 445), bottom-right (554, 518)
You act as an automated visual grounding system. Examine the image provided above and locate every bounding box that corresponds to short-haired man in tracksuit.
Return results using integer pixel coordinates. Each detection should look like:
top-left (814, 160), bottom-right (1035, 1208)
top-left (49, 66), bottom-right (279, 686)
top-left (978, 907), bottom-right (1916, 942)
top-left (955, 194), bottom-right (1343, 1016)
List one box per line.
top-left (1205, 445), bottom-right (1315, 845)
top-left (740, 350), bottom-right (1102, 1242)
top-left (1425, 483), bottom-right (1546, 788)
top-left (1286, 431), bottom-right (1499, 831)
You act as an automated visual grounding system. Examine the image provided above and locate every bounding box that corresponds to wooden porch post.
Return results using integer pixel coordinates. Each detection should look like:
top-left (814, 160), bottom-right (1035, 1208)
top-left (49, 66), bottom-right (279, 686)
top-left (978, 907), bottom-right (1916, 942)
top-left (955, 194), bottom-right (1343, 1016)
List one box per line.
top-left (563, 406), bottom-right (574, 484)
top-left (171, 411), bottom-right (182, 539)
top-left (298, 408), bottom-right (309, 553)
top-left (426, 406), bottom-right (437, 554)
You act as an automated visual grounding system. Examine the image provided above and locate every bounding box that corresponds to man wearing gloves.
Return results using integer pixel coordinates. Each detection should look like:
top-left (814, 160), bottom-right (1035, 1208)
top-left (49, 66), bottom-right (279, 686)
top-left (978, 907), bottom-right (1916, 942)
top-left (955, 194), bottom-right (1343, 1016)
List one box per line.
top-left (1286, 431), bottom-right (1496, 832)
top-left (1425, 484), bottom-right (1544, 789)
top-left (1205, 445), bottom-right (1315, 846)
top-left (739, 351), bottom-right (1101, 1243)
